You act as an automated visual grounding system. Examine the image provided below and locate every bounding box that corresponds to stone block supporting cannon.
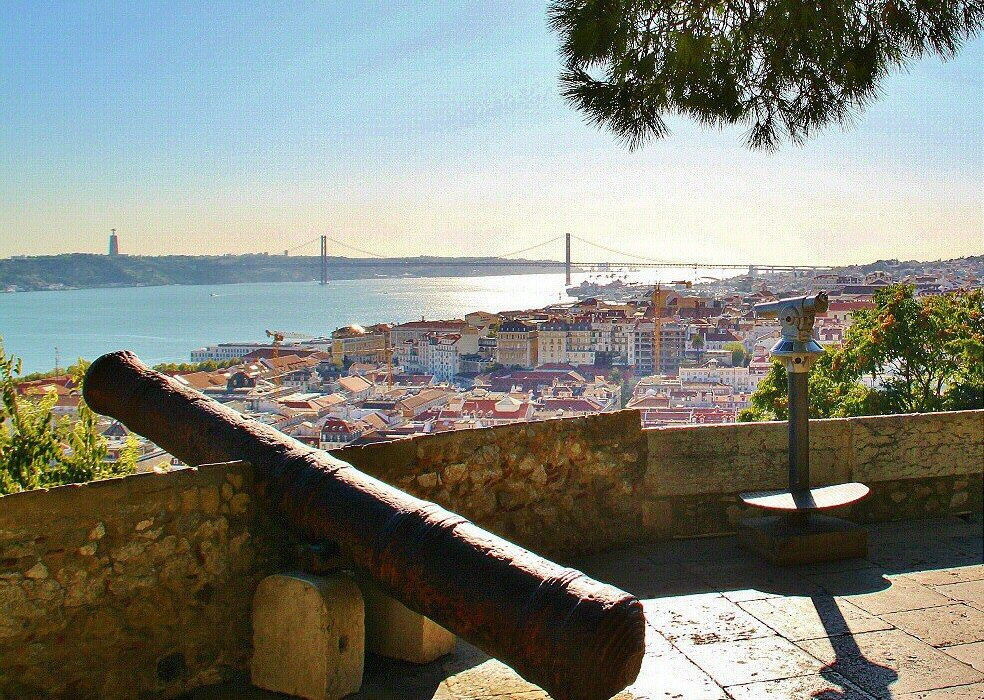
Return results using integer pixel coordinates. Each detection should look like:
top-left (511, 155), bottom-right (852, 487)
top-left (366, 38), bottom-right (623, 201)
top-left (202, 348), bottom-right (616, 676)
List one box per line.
top-left (83, 351), bottom-right (646, 700)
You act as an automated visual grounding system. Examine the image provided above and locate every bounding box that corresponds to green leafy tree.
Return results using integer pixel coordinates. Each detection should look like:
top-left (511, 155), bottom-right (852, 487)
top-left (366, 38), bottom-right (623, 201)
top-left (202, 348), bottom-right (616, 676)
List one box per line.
top-left (690, 335), bottom-right (704, 361)
top-left (152, 358), bottom-right (239, 374)
top-left (0, 347), bottom-right (61, 493)
top-left (740, 286), bottom-right (984, 421)
top-left (740, 360), bottom-right (787, 422)
top-left (723, 341), bottom-right (748, 367)
top-left (549, 1), bottom-right (982, 149)
top-left (739, 352), bottom-right (874, 422)
top-left (0, 341), bottom-right (136, 495)
top-left (842, 285), bottom-right (984, 413)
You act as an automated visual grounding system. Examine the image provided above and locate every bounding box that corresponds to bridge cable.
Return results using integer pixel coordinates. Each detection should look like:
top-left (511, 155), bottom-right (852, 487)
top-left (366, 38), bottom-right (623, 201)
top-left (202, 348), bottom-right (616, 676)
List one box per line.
top-left (322, 234), bottom-right (386, 259)
top-left (284, 236), bottom-right (322, 255)
top-left (494, 235), bottom-right (565, 260)
top-left (569, 234), bottom-right (677, 264)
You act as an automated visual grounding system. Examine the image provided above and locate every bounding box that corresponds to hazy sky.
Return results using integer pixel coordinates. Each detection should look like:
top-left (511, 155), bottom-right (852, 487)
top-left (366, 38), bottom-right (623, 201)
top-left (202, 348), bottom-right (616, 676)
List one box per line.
top-left (1, 1), bottom-right (981, 265)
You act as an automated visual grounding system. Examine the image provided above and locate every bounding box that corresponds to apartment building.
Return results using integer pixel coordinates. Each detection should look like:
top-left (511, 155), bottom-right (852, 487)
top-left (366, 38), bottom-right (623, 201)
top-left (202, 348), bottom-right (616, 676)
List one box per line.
top-left (389, 320), bottom-right (466, 346)
top-left (190, 342), bottom-right (286, 363)
top-left (628, 319), bottom-right (656, 374)
top-left (330, 324), bottom-right (388, 365)
top-left (537, 321), bottom-right (568, 365)
top-left (423, 333), bottom-right (462, 383)
top-left (657, 322), bottom-right (688, 376)
top-left (496, 320), bottom-right (538, 368)
top-left (701, 329), bottom-right (744, 352)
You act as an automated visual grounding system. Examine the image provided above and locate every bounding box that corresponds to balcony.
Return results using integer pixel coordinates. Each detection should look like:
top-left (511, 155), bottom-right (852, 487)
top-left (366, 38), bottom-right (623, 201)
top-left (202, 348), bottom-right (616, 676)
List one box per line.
top-left (1, 408), bottom-right (981, 699)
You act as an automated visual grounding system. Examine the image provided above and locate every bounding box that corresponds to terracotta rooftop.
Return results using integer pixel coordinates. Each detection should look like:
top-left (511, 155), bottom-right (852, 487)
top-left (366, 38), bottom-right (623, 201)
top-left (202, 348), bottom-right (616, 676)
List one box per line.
top-left (187, 515), bottom-right (983, 700)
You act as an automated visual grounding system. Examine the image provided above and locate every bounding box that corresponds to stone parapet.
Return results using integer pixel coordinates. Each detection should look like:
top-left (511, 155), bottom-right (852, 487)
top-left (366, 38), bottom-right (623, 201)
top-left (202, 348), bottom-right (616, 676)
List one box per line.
top-left (0, 462), bottom-right (293, 699)
top-left (334, 409), bottom-right (983, 557)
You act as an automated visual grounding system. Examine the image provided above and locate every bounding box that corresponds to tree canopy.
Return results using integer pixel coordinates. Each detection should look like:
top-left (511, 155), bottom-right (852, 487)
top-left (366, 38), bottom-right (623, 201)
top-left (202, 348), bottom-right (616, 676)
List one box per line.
top-left (740, 285), bottom-right (984, 421)
top-left (550, 1), bottom-right (983, 149)
top-left (152, 358), bottom-right (240, 374)
top-left (723, 340), bottom-right (748, 367)
top-left (0, 340), bottom-right (136, 494)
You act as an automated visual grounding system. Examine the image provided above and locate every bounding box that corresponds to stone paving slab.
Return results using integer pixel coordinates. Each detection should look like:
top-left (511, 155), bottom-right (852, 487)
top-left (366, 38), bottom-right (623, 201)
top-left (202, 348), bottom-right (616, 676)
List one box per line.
top-left (941, 641), bottom-right (984, 673)
top-left (903, 565), bottom-right (984, 587)
top-left (723, 672), bottom-right (875, 700)
top-left (614, 647), bottom-right (728, 700)
top-left (895, 682), bottom-right (984, 699)
top-left (882, 604), bottom-right (984, 647)
top-left (182, 517), bottom-right (984, 700)
top-left (869, 537), bottom-right (984, 574)
top-left (676, 635), bottom-right (823, 687)
top-left (797, 629), bottom-right (984, 698)
top-left (643, 593), bottom-right (775, 646)
top-left (937, 578), bottom-right (984, 611)
top-left (644, 535), bottom-right (749, 568)
top-left (811, 569), bottom-right (953, 615)
top-left (737, 596), bottom-right (891, 642)
top-left (439, 644), bottom-right (541, 700)
top-left (575, 549), bottom-right (714, 599)
top-left (695, 561), bottom-right (825, 603)
top-left (789, 558), bottom-right (880, 577)
top-left (353, 654), bottom-right (455, 700)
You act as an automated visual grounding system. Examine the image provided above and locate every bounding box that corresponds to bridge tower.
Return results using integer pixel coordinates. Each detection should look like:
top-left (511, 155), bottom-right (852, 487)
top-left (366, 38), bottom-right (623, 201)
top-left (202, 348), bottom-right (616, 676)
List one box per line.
top-left (565, 233), bottom-right (571, 286)
top-left (320, 235), bottom-right (328, 285)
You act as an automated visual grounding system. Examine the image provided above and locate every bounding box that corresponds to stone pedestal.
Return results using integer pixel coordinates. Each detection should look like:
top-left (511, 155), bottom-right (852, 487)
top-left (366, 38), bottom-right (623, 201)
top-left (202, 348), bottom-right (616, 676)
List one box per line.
top-left (357, 576), bottom-right (456, 664)
top-left (252, 572), bottom-right (364, 700)
top-left (738, 514), bottom-right (867, 566)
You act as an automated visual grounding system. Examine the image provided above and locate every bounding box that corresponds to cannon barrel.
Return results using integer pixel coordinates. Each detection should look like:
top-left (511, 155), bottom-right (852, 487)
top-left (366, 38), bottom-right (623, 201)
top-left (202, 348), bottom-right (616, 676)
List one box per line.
top-left (83, 352), bottom-right (645, 700)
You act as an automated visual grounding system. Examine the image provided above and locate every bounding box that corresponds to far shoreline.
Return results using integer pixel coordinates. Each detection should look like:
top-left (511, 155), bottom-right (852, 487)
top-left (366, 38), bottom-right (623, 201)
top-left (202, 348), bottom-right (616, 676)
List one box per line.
top-left (1, 266), bottom-right (588, 295)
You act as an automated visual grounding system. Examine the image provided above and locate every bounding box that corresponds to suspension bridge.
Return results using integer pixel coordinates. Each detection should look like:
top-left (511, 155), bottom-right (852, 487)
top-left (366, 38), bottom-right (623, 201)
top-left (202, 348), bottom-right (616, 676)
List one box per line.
top-left (283, 233), bottom-right (834, 285)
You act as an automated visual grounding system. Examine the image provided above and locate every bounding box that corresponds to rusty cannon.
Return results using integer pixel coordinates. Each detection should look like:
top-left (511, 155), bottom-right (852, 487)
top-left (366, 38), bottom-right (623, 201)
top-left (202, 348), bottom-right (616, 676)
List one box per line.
top-left (83, 352), bottom-right (646, 700)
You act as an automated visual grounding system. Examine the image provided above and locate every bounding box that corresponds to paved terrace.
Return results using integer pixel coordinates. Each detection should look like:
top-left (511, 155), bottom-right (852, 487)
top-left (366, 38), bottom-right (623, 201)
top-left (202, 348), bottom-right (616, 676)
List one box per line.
top-left (194, 515), bottom-right (983, 700)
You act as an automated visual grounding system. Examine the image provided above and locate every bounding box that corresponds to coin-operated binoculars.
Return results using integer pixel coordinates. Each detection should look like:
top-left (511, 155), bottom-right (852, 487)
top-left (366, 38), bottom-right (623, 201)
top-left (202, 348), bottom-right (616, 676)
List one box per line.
top-left (738, 292), bottom-right (870, 565)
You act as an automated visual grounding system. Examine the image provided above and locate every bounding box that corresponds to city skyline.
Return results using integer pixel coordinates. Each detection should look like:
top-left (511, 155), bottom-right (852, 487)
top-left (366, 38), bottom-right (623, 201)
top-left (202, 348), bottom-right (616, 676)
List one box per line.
top-left (1, 1), bottom-right (981, 264)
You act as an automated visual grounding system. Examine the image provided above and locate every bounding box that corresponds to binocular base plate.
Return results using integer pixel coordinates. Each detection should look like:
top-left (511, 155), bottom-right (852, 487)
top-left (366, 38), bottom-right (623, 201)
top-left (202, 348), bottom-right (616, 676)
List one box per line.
top-left (738, 514), bottom-right (868, 566)
top-left (740, 482), bottom-right (869, 512)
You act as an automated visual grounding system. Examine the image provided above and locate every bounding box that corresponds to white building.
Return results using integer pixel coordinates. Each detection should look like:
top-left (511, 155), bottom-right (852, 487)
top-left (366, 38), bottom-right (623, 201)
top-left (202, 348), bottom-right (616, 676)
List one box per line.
top-left (424, 333), bottom-right (463, 383)
top-left (679, 359), bottom-right (758, 392)
top-left (190, 342), bottom-right (288, 362)
top-left (701, 329), bottom-right (744, 352)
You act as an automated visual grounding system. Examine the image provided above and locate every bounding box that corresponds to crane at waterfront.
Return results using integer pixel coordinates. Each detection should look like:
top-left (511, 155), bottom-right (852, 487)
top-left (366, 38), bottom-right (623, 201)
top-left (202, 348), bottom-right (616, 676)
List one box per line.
top-left (264, 330), bottom-right (309, 385)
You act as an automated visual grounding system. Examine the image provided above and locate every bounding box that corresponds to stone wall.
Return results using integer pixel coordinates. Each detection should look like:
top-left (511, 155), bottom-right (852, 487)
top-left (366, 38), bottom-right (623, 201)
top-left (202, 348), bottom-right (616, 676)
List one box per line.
top-left (336, 409), bottom-right (983, 558)
top-left (1, 409), bottom-right (980, 698)
top-left (0, 462), bottom-right (293, 699)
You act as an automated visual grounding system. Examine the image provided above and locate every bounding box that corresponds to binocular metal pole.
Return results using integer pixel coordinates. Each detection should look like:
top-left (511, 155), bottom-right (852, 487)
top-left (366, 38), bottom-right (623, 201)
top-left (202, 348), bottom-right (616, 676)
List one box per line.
top-left (786, 365), bottom-right (811, 525)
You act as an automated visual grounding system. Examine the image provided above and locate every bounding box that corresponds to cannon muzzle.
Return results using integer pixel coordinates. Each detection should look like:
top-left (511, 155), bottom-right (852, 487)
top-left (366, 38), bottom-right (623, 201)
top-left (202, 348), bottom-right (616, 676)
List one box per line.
top-left (83, 351), bottom-right (645, 700)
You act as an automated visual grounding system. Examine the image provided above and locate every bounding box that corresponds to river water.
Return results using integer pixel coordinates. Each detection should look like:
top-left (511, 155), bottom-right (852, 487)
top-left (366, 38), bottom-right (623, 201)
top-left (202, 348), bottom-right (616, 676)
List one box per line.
top-left (0, 269), bottom-right (724, 372)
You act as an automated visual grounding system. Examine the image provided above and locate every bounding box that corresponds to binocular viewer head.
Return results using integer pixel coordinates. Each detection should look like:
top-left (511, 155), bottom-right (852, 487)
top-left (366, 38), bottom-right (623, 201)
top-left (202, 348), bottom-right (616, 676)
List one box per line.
top-left (753, 292), bottom-right (829, 320)
top-left (755, 292), bottom-right (829, 364)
